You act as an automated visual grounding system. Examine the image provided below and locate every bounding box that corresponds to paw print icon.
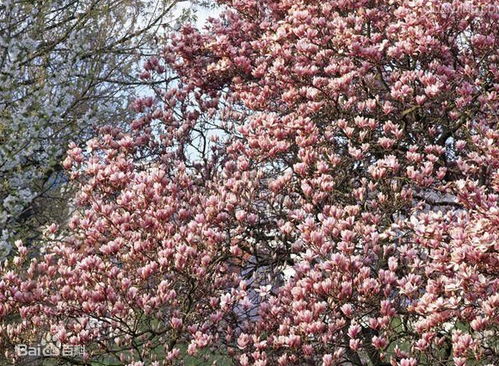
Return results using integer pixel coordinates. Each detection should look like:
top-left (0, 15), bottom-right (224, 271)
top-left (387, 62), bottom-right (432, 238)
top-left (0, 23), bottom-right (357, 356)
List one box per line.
top-left (40, 334), bottom-right (61, 357)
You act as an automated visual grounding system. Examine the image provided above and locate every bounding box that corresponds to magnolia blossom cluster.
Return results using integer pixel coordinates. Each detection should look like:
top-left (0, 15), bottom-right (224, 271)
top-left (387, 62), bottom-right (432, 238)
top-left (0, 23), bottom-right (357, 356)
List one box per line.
top-left (1, 0), bottom-right (498, 365)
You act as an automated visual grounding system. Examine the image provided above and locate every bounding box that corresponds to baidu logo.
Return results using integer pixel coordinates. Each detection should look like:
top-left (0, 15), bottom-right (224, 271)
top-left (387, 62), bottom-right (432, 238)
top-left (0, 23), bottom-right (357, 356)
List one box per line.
top-left (15, 334), bottom-right (85, 358)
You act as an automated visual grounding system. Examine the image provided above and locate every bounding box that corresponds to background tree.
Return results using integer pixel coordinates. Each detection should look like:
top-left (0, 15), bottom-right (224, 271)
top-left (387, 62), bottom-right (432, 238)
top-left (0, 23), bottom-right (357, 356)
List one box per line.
top-left (0, 0), bottom-right (198, 258)
top-left (0, 0), bottom-right (498, 365)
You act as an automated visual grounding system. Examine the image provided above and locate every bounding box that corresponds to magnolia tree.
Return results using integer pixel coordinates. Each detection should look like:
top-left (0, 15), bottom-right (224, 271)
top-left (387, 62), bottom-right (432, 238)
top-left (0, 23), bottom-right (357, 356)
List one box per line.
top-left (1, 0), bottom-right (498, 365)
